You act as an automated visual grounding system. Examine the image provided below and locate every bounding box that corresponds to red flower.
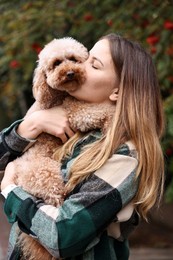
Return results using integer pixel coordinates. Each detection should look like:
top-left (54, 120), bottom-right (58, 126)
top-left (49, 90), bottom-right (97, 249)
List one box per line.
top-left (132, 14), bottom-right (140, 20)
top-left (166, 148), bottom-right (173, 156)
top-left (84, 14), bottom-right (93, 22)
top-left (166, 47), bottom-right (173, 56)
top-left (146, 35), bottom-right (159, 45)
top-left (10, 60), bottom-right (20, 69)
top-left (150, 46), bottom-right (157, 54)
top-left (32, 43), bottom-right (42, 54)
top-left (168, 76), bottom-right (173, 83)
top-left (141, 20), bottom-right (149, 28)
top-left (107, 19), bottom-right (113, 27)
top-left (67, 1), bottom-right (75, 7)
top-left (164, 20), bottom-right (173, 30)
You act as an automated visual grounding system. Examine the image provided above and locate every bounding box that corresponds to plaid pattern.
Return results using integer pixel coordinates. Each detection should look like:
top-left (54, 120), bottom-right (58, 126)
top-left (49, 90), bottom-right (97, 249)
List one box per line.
top-left (0, 122), bottom-right (139, 260)
top-left (0, 120), bottom-right (27, 171)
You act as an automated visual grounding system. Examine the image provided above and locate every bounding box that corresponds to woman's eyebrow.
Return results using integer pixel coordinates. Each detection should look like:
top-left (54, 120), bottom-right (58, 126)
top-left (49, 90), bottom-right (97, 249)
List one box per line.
top-left (92, 57), bottom-right (104, 67)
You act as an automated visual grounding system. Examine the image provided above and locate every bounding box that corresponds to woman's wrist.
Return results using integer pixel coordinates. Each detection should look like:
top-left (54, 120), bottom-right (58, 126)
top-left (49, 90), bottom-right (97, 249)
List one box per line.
top-left (17, 111), bottom-right (43, 140)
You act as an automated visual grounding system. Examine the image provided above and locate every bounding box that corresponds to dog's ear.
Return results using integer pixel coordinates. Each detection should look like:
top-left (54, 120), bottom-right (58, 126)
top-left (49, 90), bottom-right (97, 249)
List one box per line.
top-left (33, 66), bottom-right (44, 100)
top-left (33, 66), bottom-right (57, 109)
top-left (33, 65), bottom-right (67, 109)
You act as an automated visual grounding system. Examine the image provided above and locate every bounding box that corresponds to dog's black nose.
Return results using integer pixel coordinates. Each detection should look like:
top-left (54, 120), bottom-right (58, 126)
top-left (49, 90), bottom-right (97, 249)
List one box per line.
top-left (67, 71), bottom-right (75, 80)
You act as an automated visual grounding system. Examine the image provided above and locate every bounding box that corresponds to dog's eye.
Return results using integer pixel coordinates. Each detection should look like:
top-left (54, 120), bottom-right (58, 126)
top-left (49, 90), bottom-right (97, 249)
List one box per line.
top-left (69, 56), bottom-right (78, 63)
top-left (53, 60), bottom-right (62, 67)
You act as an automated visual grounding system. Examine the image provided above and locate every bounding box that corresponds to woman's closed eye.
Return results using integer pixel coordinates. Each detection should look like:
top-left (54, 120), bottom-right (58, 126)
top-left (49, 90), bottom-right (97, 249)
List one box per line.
top-left (91, 60), bottom-right (101, 69)
top-left (90, 57), bottom-right (104, 70)
top-left (92, 64), bottom-right (99, 69)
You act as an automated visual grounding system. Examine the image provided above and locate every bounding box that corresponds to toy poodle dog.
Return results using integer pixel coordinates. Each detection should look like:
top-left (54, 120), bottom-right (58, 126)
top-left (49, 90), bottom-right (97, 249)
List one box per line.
top-left (12, 37), bottom-right (115, 260)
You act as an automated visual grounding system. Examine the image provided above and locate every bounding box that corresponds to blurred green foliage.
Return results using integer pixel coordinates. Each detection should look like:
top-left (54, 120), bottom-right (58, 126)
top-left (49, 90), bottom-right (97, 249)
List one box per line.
top-left (0, 0), bottom-right (173, 200)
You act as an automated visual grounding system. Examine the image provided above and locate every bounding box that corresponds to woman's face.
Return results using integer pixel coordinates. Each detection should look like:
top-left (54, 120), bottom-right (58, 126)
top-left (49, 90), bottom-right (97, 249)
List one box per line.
top-left (67, 39), bottom-right (119, 103)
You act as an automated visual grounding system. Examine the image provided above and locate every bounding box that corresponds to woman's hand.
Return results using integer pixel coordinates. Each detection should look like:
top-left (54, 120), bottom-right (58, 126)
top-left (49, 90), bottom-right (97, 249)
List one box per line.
top-left (1, 162), bottom-right (16, 191)
top-left (17, 105), bottom-right (76, 143)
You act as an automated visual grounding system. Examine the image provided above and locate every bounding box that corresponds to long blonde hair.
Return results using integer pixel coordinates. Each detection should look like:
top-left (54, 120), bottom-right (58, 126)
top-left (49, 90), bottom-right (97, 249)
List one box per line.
top-left (54, 34), bottom-right (165, 219)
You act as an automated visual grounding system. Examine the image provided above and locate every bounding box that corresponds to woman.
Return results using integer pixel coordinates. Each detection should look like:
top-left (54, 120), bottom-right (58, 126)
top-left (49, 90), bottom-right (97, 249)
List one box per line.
top-left (0, 34), bottom-right (164, 259)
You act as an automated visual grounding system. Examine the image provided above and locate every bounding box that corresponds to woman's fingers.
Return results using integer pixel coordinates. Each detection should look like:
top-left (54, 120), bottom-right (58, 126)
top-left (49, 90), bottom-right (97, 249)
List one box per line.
top-left (65, 127), bottom-right (76, 139)
top-left (58, 133), bottom-right (68, 143)
top-left (53, 126), bottom-right (75, 143)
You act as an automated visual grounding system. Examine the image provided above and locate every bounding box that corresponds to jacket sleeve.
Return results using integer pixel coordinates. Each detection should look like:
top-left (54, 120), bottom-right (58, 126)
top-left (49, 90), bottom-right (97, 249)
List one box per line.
top-left (0, 120), bottom-right (35, 172)
top-left (3, 143), bottom-right (139, 259)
